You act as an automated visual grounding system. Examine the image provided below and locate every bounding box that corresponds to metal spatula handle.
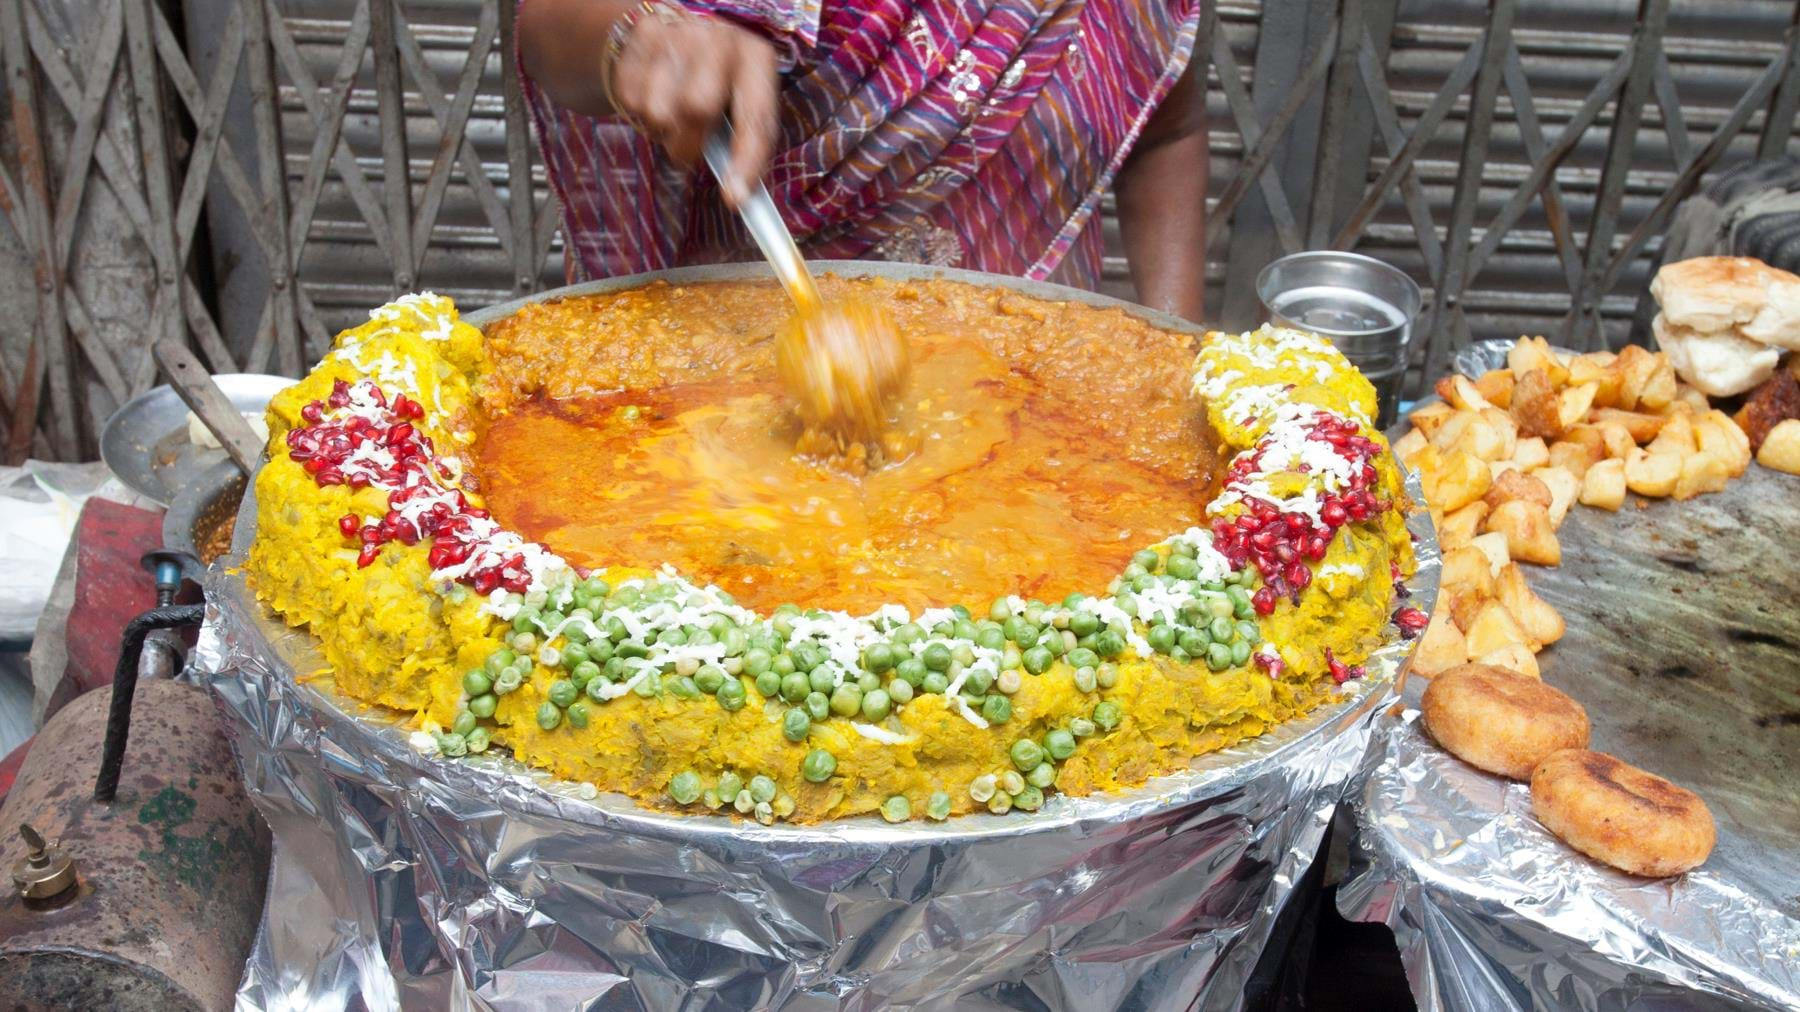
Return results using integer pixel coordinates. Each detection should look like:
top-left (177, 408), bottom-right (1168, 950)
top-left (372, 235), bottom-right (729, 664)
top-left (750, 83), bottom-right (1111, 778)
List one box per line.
top-left (704, 126), bottom-right (820, 311)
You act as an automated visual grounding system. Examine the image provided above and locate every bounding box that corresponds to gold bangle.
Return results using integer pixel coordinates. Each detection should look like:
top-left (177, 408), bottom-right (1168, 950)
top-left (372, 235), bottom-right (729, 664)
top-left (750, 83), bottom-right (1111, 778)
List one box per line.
top-left (599, 1), bottom-right (681, 126)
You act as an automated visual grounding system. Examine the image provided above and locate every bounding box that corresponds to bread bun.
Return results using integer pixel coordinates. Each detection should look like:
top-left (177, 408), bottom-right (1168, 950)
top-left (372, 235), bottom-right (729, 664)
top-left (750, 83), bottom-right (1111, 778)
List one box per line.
top-left (1651, 257), bottom-right (1800, 348)
top-left (1652, 314), bottom-right (1780, 397)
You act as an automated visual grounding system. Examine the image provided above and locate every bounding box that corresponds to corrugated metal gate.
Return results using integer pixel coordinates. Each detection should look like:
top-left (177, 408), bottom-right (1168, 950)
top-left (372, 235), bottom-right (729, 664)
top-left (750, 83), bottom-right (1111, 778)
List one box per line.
top-left (1, 0), bottom-right (1796, 460)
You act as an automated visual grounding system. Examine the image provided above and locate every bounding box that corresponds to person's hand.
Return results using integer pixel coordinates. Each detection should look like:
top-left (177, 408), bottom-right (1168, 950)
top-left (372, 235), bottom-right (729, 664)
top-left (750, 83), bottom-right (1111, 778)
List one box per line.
top-left (610, 14), bottom-right (779, 204)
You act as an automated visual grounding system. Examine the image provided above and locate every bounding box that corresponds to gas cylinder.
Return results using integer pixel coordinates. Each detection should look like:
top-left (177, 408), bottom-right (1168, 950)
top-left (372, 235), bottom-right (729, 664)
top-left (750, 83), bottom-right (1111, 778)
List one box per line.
top-left (0, 678), bottom-right (269, 1010)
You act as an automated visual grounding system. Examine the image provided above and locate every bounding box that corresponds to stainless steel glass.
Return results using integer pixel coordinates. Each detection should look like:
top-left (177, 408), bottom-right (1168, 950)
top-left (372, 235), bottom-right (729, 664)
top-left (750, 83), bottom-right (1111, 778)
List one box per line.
top-left (1256, 252), bottom-right (1423, 427)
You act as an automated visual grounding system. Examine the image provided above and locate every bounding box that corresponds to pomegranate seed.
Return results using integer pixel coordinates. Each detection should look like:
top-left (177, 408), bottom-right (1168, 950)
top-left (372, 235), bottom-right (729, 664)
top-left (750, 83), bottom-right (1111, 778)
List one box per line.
top-left (1253, 587), bottom-right (1277, 615)
top-left (300, 402), bottom-right (323, 423)
top-left (357, 544), bottom-right (381, 568)
top-left (1321, 501), bottom-right (1347, 527)
top-left (387, 423), bottom-right (414, 446)
top-left (338, 514), bottom-right (360, 538)
top-left (359, 526), bottom-right (383, 545)
top-left (1325, 648), bottom-right (1349, 684)
top-left (1286, 562), bottom-right (1310, 589)
top-left (316, 468), bottom-right (344, 486)
top-left (1395, 607), bottom-right (1429, 638)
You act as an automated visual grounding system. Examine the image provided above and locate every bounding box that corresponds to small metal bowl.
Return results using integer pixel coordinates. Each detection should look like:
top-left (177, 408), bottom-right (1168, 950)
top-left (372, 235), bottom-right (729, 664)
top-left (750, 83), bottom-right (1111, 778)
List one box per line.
top-left (100, 374), bottom-right (293, 507)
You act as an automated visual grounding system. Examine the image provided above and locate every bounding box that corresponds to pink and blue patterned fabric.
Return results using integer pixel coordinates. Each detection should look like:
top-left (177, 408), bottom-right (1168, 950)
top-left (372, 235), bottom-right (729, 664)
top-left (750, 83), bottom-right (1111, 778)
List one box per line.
top-left (520, 0), bottom-right (1200, 287)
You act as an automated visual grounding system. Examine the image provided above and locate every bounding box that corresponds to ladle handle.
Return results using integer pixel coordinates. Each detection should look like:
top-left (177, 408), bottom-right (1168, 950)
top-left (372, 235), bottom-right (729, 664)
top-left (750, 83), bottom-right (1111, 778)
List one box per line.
top-left (703, 126), bottom-right (820, 312)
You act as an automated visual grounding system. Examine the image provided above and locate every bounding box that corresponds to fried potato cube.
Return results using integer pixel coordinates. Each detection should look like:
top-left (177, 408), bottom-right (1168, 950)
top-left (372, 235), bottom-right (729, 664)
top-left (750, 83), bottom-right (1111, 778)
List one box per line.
top-left (1432, 410), bottom-right (1507, 462)
top-left (1647, 412), bottom-right (1695, 457)
top-left (1439, 500), bottom-right (1488, 549)
top-left (1480, 407), bottom-right (1520, 460)
top-left (1497, 562), bottom-right (1564, 647)
top-left (1484, 468), bottom-right (1553, 511)
top-left (1579, 458), bottom-right (1626, 511)
top-left (1591, 408), bottom-right (1667, 444)
top-left (1393, 427), bottom-right (1429, 468)
top-left (1413, 610), bottom-right (1469, 677)
top-left (1484, 499), bottom-right (1561, 565)
top-left (1442, 545), bottom-right (1497, 598)
top-left (1474, 368), bottom-right (1516, 407)
top-left (1614, 345), bottom-right (1659, 411)
top-left (1477, 643), bottom-right (1541, 680)
top-left (1465, 601), bottom-right (1532, 658)
top-left (1547, 440), bottom-right (1598, 480)
top-left (1558, 382), bottom-right (1600, 431)
top-left (1755, 418), bottom-right (1800, 474)
top-left (1509, 336), bottom-right (1569, 386)
top-left (1697, 409), bottom-right (1751, 475)
top-left (1437, 373), bottom-right (1494, 411)
top-left (1639, 355), bottom-right (1678, 411)
top-left (1623, 447), bottom-right (1680, 498)
top-left (1513, 436), bottom-right (1550, 471)
top-left (1674, 449), bottom-right (1732, 500)
top-left (1674, 383), bottom-right (1710, 414)
top-left (1408, 401), bottom-right (1456, 439)
top-left (1569, 354), bottom-right (1623, 407)
top-left (1422, 448), bottom-right (1492, 511)
top-left (1510, 369), bottom-right (1564, 439)
top-left (1468, 531), bottom-right (1512, 577)
top-left (1532, 466), bottom-right (1580, 527)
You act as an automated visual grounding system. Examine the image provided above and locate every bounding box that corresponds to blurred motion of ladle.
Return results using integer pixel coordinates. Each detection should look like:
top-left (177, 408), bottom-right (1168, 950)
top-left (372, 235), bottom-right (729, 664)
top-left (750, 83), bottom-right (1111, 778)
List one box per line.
top-left (702, 129), bottom-right (820, 314)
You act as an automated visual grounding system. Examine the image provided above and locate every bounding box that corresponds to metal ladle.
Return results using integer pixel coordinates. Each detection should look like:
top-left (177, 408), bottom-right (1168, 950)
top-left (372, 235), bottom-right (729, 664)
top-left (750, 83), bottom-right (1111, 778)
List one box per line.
top-left (703, 128), bottom-right (909, 443)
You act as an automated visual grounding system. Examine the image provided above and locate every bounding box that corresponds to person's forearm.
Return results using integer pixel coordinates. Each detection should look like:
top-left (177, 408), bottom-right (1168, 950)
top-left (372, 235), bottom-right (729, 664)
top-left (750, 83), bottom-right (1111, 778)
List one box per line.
top-left (518, 0), bottom-right (639, 117)
top-left (1116, 66), bottom-right (1209, 322)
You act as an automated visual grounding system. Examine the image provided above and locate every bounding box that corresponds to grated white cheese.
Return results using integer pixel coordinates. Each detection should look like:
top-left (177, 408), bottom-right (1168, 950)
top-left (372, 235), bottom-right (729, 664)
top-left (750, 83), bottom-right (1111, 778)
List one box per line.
top-left (850, 722), bottom-right (914, 745)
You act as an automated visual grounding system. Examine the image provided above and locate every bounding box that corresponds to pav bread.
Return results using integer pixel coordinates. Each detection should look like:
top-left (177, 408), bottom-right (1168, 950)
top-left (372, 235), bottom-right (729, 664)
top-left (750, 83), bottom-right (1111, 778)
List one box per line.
top-left (1650, 257), bottom-right (1800, 396)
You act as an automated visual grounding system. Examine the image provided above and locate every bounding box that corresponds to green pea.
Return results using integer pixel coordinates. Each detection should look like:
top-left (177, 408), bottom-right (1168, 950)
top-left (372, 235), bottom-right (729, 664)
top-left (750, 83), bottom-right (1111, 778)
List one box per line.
top-left (1044, 729), bottom-right (1077, 760)
top-left (783, 708), bottom-right (812, 742)
top-left (1231, 640), bottom-right (1253, 666)
top-left (982, 695), bottom-right (1012, 724)
top-left (695, 665), bottom-right (726, 694)
top-left (1069, 716), bottom-right (1097, 738)
top-left (439, 732), bottom-right (468, 757)
top-left (1207, 642), bottom-right (1233, 671)
top-left (755, 670), bottom-right (782, 698)
top-left (975, 626), bottom-right (1007, 651)
top-left (587, 639), bottom-right (614, 664)
top-left (864, 642), bottom-right (896, 673)
top-left (987, 792), bottom-right (1014, 815)
top-left (829, 684), bottom-right (862, 717)
top-left (1068, 611), bottom-right (1100, 637)
top-left (952, 618), bottom-right (978, 641)
top-left (1013, 785), bottom-right (1045, 811)
top-left (1002, 645), bottom-right (1023, 670)
top-left (452, 710), bottom-right (477, 737)
top-left (633, 672), bottom-right (660, 698)
top-left (881, 795), bottom-right (912, 823)
top-left (567, 661), bottom-right (598, 689)
top-left (468, 693), bottom-right (497, 718)
top-left (1132, 548), bottom-right (1160, 572)
top-left (717, 771), bottom-right (743, 800)
top-left (779, 672), bottom-right (809, 703)
top-left (1123, 563), bottom-right (1147, 582)
top-left (887, 678), bottom-right (914, 704)
top-left (856, 671), bottom-right (880, 694)
top-left (669, 771), bottom-right (703, 804)
top-left (1013, 623), bottom-right (1040, 649)
top-left (806, 667), bottom-right (835, 694)
top-left (772, 652), bottom-right (796, 676)
top-left (1010, 738), bottom-right (1046, 771)
top-left (616, 639), bottom-right (650, 659)
top-left (1209, 615), bottom-right (1235, 643)
top-left (926, 791), bottom-right (952, 821)
top-left (1179, 630), bottom-right (1209, 656)
top-left (1093, 700), bottom-right (1122, 730)
top-left (1022, 646), bottom-right (1053, 674)
top-left (965, 669), bottom-right (994, 696)
top-left (921, 672), bottom-right (949, 694)
top-left (511, 608), bottom-right (540, 633)
top-left (584, 674), bottom-right (611, 702)
top-left (584, 576), bottom-right (611, 599)
top-left (716, 678), bottom-right (746, 711)
top-left (1236, 620), bottom-right (1261, 645)
top-left (561, 642), bottom-right (590, 669)
top-left (804, 691), bottom-right (831, 720)
top-left (893, 622), bottom-right (925, 645)
top-left (466, 728), bottom-right (490, 753)
top-left (801, 749), bottom-right (837, 783)
top-left (486, 648), bottom-right (516, 674)
top-left (1171, 539), bottom-right (1198, 558)
top-left (861, 688), bottom-right (892, 721)
top-left (1227, 585), bottom-right (1254, 619)
top-left (744, 647), bottom-right (773, 676)
top-left (998, 770), bottom-right (1026, 795)
top-left (793, 643), bottom-right (825, 672)
top-left (1066, 647), bottom-right (1100, 671)
top-left (921, 643), bottom-right (952, 672)
top-left (1113, 595), bottom-right (1138, 617)
top-left (548, 679), bottom-right (577, 708)
top-left (1166, 554), bottom-right (1200, 580)
top-left (990, 598), bottom-right (1014, 621)
top-left (722, 627), bottom-right (748, 657)
top-left (669, 676), bottom-right (700, 699)
top-left (536, 701), bottom-right (562, 730)
top-left (1094, 630), bottom-right (1126, 658)
top-left (1027, 761), bottom-right (1057, 789)
top-left (1096, 663), bottom-right (1119, 689)
top-left (463, 669), bottom-right (493, 696)
top-left (896, 658), bottom-right (927, 687)
top-left (566, 701), bottom-right (591, 729)
top-left (656, 628), bottom-right (687, 648)
top-left (772, 794), bottom-right (796, 819)
top-left (1073, 666), bottom-right (1098, 693)
top-left (749, 775), bottom-right (777, 804)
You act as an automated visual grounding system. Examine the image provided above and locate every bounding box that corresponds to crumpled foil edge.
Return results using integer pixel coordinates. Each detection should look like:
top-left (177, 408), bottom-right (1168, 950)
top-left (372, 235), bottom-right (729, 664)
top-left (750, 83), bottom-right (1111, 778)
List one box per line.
top-left (1338, 713), bottom-right (1800, 1012)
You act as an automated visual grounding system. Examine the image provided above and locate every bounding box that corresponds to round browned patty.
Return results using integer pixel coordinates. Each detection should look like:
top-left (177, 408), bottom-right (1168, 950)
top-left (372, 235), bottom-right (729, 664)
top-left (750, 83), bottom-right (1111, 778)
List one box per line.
top-left (1420, 663), bottom-right (1589, 780)
top-left (1531, 749), bottom-right (1715, 877)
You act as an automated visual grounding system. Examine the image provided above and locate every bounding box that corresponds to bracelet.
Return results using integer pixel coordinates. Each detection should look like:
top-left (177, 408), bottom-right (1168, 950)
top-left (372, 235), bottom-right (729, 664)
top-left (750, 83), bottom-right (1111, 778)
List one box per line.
top-left (599, 1), bottom-right (684, 128)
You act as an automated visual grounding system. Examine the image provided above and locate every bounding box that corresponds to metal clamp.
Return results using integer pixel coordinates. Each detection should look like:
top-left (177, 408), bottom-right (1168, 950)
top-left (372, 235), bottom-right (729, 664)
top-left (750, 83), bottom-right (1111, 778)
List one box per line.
top-left (11, 823), bottom-right (77, 900)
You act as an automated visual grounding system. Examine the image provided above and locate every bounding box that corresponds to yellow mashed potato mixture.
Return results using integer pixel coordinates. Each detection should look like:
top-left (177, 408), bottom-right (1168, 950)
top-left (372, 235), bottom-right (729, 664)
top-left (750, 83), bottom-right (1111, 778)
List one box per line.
top-left (247, 280), bottom-right (1414, 824)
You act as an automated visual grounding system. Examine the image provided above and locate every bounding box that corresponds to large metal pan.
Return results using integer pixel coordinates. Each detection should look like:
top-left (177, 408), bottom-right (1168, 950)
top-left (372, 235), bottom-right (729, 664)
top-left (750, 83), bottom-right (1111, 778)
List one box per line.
top-left (206, 261), bottom-right (1440, 1010)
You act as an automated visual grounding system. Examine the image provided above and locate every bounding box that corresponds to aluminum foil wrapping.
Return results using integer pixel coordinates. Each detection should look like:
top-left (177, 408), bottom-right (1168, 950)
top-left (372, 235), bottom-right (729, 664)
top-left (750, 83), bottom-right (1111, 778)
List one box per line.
top-left (195, 481), bottom-right (1438, 1011)
top-left (1340, 458), bottom-right (1800, 1011)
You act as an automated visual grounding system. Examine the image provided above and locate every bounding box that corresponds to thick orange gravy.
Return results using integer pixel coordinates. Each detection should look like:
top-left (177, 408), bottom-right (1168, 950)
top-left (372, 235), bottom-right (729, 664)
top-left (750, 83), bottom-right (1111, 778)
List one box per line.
top-left (473, 279), bottom-right (1216, 614)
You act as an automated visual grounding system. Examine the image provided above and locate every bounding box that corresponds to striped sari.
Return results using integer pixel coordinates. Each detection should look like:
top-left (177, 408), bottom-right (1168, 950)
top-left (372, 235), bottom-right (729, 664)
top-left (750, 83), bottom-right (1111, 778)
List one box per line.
top-left (521, 0), bottom-right (1200, 288)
